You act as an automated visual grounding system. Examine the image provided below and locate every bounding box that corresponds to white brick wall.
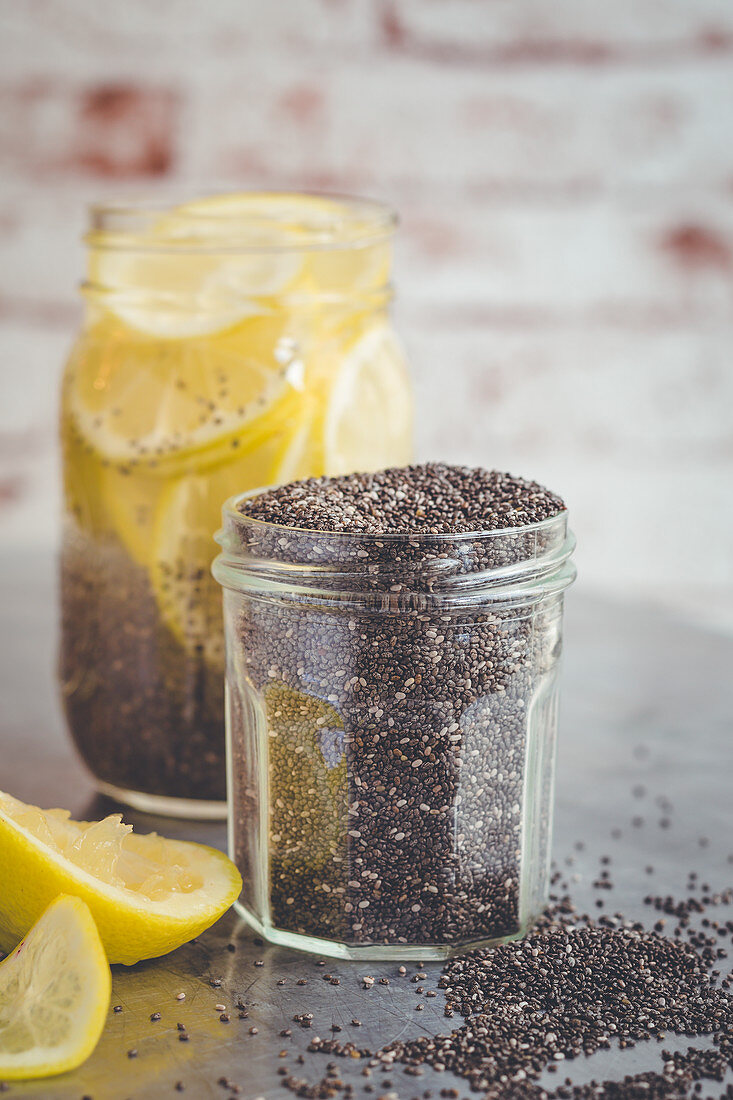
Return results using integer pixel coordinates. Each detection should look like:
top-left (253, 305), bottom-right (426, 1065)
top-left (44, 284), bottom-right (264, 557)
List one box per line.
top-left (1, 0), bottom-right (732, 630)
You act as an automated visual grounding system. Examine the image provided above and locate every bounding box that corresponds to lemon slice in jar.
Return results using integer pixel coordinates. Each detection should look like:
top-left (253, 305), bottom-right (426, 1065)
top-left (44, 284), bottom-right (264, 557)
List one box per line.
top-left (86, 193), bottom-right (320, 340)
top-left (0, 789), bottom-right (242, 966)
top-left (148, 398), bottom-right (317, 660)
top-left (322, 323), bottom-right (413, 474)
top-left (0, 895), bottom-right (110, 1081)
top-left (66, 322), bottom-right (305, 467)
top-left (87, 244), bottom-right (302, 340)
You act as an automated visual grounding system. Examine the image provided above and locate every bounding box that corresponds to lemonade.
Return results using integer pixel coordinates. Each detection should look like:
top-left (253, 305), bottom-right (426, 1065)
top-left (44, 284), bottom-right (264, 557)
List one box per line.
top-left (59, 193), bottom-right (412, 814)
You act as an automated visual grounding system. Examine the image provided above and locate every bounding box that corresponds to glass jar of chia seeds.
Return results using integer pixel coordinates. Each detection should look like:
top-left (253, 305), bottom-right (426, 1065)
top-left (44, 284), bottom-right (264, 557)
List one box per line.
top-left (213, 466), bottom-right (576, 958)
top-left (58, 192), bottom-right (412, 819)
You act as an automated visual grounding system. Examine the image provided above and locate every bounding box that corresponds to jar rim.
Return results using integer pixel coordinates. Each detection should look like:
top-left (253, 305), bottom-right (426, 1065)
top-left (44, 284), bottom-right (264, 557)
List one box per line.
top-left (86, 191), bottom-right (398, 254)
top-left (213, 488), bottom-right (576, 608)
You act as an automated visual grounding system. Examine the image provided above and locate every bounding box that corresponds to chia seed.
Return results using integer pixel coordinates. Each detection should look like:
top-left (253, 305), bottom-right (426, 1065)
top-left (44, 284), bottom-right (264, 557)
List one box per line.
top-left (218, 463), bottom-right (573, 951)
top-left (304, 889), bottom-right (733, 1100)
top-left (60, 531), bottom-right (225, 802)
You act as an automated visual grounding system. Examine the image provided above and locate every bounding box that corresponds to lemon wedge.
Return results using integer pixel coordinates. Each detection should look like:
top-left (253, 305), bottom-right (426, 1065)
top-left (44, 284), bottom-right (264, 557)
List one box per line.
top-left (0, 895), bottom-right (110, 1080)
top-left (0, 791), bottom-right (242, 965)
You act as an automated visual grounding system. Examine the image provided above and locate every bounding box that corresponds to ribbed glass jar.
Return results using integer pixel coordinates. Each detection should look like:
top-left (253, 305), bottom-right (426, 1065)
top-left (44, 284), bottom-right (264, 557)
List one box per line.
top-left (58, 192), bottom-right (412, 818)
top-left (213, 492), bottom-right (576, 958)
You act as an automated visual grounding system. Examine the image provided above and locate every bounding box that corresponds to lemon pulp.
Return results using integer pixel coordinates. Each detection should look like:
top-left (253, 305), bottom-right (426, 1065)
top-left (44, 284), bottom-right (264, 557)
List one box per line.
top-left (0, 790), bottom-right (242, 964)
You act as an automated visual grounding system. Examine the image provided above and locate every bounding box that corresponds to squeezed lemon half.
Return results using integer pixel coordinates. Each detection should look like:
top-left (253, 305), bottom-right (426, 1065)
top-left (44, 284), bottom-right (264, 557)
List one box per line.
top-left (0, 895), bottom-right (111, 1080)
top-left (0, 790), bottom-right (242, 965)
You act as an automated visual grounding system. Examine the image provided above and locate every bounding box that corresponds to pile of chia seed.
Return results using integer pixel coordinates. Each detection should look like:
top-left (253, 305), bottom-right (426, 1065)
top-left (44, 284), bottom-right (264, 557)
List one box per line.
top-left (298, 891), bottom-right (733, 1100)
top-left (228, 463), bottom-right (568, 948)
top-left (242, 463), bottom-right (565, 534)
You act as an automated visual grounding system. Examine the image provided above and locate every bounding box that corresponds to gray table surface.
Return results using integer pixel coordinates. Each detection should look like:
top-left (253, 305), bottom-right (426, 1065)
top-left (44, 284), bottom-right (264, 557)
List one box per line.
top-left (1, 549), bottom-right (732, 1100)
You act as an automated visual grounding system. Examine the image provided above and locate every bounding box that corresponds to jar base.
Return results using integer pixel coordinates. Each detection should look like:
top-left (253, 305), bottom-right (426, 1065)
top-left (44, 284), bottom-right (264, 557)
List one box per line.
top-left (96, 781), bottom-right (227, 821)
top-left (233, 900), bottom-right (526, 961)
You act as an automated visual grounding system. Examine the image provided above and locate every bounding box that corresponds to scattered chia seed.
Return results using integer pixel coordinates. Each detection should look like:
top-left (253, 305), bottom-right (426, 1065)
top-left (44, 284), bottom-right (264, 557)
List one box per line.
top-left (301, 882), bottom-right (733, 1100)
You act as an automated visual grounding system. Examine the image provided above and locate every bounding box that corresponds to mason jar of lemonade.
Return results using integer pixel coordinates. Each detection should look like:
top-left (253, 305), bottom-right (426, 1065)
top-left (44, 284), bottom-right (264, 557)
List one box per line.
top-left (59, 192), bottom-right (413, 817)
